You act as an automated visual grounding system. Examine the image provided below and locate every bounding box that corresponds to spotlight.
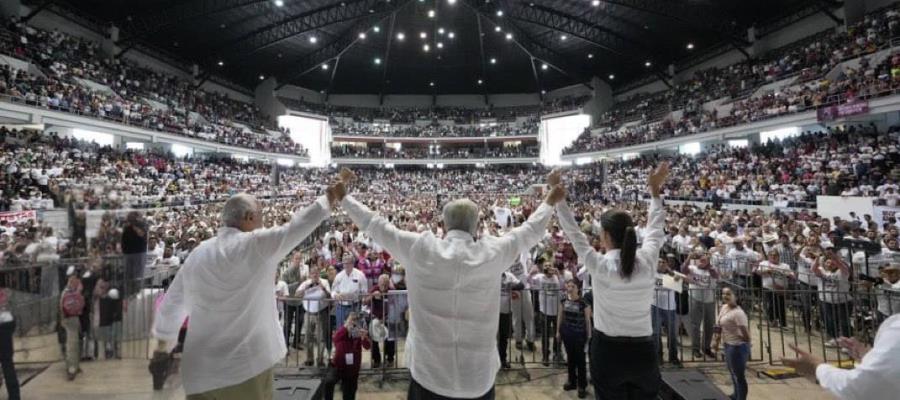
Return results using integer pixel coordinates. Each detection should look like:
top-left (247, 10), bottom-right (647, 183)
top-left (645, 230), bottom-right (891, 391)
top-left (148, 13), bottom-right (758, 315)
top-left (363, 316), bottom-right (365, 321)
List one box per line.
top-left (437, 42), bottom-right (444, 48)
top-left (490, 58), bottom-right (497, 64)
top-left (505, 33), bottom-right (513, 40)
top-left (438, 28), bottom-right (445, 35)
top-left (608, 74), bottom-right (615, 80)
top-left (430, 81), bottom-right (435, 87)
top-left (321, 64), bottom-right (328, 70)
top-left (274, 0), bottom-right (284, 7)
top-left (428, 9), bottom-right (435, 18)
top-left (420, 32), bottom-right (427, 39)
top-left (495, 26), bottom-right (501, 32)
top-left (217, 60), bottom-right (224, 66)
top-left (259, 75), bottom-right (265, 80)
top-left (373, 26), bottom-right (380, 33)
top-left (309, 36), bottom-right (317, 44)
top-left (686, 43), bottom-right (694, 50)
top-left (588, 54), bottom-right (594, 59)
top-left (397, 32), bottom-right (405, 40)
top-left (496, 10), bottom-right (503, 17)
top-left (560, 34), bottom-right (567, 40)
top-left (374, 58), bottom-right (382, 65)
top-left (644, 61), bottom-right (651, 67)
top-left (541, 90), bottom-right (546, 94)
top-left (448, 0), bottom-right (457, 4)
top-left (448, 32), bottom-right (455, 39)
top-left (423, 44), bottom-right (430, 52)
top-left (478, 79), bottom-right (483, 84)
top-left (541, 63), bottom-right (548, 70)
top-left (358, 32), bottom-right (367, 40)
top-left (592, 0), bottom-right (600, 6)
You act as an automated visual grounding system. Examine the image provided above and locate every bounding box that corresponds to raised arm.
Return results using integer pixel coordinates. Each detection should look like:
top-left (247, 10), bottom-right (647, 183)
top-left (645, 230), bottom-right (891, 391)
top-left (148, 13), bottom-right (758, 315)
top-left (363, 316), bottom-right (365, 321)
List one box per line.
top-left (341, 195), bottom-right (420, 264)
top-left (252, 196), bottom-right (332, 270)
top-left (557, 201), bottom-right (601, 272)
top-left (493, 179), bottom-right (566, 271)
top-left (637, 163), bottom-right (669, 263)
top-left (151, 263), bottom-right (188, 350)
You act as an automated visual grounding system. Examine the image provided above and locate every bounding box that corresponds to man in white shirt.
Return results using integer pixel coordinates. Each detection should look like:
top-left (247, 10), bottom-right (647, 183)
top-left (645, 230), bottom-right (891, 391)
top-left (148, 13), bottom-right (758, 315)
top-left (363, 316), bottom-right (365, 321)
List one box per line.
top-left (528, 262), bottom-right (565, 366)
top-left (151, 187), bottom-right (340, 399)
top-left (335, 168), bottom-right (564, 399)
top-left (295, 262), bottom-right (332, 367)
top-left (783, 314), bottom-right (900, 400)
top-left (332, 253), bottom-right (368, 329)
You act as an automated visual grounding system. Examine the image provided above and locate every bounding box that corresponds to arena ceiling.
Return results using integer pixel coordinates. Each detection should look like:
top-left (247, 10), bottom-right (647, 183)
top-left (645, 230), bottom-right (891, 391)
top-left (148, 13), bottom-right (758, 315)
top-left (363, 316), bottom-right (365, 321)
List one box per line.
top-left (51, 0), bottom-right (838, 96)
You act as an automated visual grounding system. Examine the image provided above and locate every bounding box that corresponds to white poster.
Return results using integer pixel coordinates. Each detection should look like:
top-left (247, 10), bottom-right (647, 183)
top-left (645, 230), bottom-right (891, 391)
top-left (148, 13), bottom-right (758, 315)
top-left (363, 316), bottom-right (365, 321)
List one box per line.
top-left (816, 196), bottom-right (875, 220)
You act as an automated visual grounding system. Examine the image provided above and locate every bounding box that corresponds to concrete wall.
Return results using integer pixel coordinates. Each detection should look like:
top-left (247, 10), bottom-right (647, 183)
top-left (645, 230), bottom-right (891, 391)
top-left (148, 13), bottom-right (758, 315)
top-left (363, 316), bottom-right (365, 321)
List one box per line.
top-left (546, 83), bottom-right (591, 100)
top-left (254, 78), bottom-right (285, 121)
top-left (435, 94), bottom-right (487, 108)
top-left (277, 85), bottom-right (325, 104)
top-left (488, 93), bottom-right (540, 107)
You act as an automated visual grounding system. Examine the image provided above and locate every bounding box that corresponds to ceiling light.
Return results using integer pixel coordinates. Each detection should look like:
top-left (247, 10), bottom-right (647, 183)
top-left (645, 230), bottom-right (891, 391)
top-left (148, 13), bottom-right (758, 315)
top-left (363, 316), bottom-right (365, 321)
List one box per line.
top-left (428, 9), bottom-right (436, 18)
top-left (274, 0), bottom-right (284, 7)
top-left (541, 63), bottom-right (548, 70)
top-left (588, 53), bottom-right (594, 59)
top-left (490, 58), bottom-right (497, 64)
top-left (478, 79), bottom-right (483, 84)
top-left (686, 42), bottom-right (694, 50)
top-left (496, 10), bottom-right (504, 17)
top-left (358, 32), bottom-right (366, 39)
top-left (420, 32), bottom-right (427, 39)
top-left (438, 28), bottom-right (445, 35)
top-left (217, 60), bottom-right (224, 66)
top-left (541, 90), bottom-right (546, 94)
top-left (608, 74), bottom-right (615, 80)
top-left (495, 26), bottom-right (501, 32)
top-left (309, 36), bottom-right (317, 44)
top-left (560, 35), bottom-right (568, 40)
top-left (592, 0), bottom-right (600, 6)
top-left (505, 33), bottom-right (513, 40)
top-left (448, 0), bottom-right (457, 4)
top-left (397, 32), bottom-right (405, 40)
top-left (423, 44), bottom-right (430, 52)
top-left (259, 75), bottom-right (265, 80)
top-left (437, 42), bottom-right (444, 48)
top-left (430, 81), bottom-right (435, 87)
top-left (448, 32), bottom-right (455, 39)
top-left (644, 61), bottom-right (651, 67)
top-left (321, 63), bottom-right (328, 70)
top-left (373, 26), bottom-right (380, 33)
top-left (374, 58), bottom-right (382, 65)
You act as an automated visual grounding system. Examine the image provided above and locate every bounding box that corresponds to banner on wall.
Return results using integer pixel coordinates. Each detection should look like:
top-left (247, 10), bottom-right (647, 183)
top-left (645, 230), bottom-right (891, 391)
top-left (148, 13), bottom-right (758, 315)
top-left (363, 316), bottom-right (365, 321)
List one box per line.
top-left (873, 205), bottom-right (900, 228)
top-left (0, 210), bottom-right (37, 224)
top-left (815, 196), bottom-right (876, 220)
top-left (816, 99), bottom-right (869, 121)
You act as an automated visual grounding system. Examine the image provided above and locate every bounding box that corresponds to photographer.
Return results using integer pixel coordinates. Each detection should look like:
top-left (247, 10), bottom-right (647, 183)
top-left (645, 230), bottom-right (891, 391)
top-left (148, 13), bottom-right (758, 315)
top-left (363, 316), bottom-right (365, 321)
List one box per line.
top-left (324, 312), bottom-right (371, 400)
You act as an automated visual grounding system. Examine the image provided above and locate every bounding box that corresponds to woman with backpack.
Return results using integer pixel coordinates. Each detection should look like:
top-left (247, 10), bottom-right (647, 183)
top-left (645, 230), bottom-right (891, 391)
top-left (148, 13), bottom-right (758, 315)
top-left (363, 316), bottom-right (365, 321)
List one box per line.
top-left (60, 271), bottom-right (85, 381)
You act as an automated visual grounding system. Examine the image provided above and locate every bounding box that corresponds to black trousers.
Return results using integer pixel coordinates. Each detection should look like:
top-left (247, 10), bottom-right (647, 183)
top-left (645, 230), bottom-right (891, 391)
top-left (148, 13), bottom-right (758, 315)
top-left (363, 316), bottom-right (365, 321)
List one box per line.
top-left (371, 340), bottom-right (396, 366)
top-left (765, 290), bottom-right (787, 328)
top-left (561, 328), bottom-right (587, 390)
top-left (283, 304), bottom-right (304, 348)
top-left (323, 368), bottom-right (359, 400)
top-left (408, 378), bottom-right (495, 400)
top-left (541, 314), bottom-right (560, 360)
top-left (796, 282), bottom-right (817, 331)
top-left (590, 330), bottom-right (660, 400)
top-left (497, 313), bottom-right (512, 364)
top-left (0, 321), bottom-right (20, 400)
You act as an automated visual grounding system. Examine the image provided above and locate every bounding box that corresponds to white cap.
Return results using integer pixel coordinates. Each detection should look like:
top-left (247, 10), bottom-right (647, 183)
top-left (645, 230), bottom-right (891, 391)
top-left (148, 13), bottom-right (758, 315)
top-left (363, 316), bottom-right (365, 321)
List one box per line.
top-left (107, 288), bottom-right (120, 300)
top-left (66, 266), bottom-right (76, 276)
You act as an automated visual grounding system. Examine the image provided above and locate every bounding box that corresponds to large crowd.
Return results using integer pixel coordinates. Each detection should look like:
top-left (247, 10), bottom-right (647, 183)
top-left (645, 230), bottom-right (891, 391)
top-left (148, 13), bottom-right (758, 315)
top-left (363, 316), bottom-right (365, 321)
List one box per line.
top-left (330, 142), bottom-right (540, 159)
top-left (575, 3), bottom-right (900, 155)
top-left (330, 119), bottom-right (539, 138)
top-left (0, 18), bottom-right (307, 156)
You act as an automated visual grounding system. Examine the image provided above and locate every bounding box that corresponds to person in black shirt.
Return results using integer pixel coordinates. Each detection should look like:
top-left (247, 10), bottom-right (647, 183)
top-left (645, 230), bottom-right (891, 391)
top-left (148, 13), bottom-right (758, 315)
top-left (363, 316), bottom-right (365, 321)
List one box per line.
top-left (556, 279), bottom-right (591, 398)
top-left (120, 211), bottom-right (147, 297)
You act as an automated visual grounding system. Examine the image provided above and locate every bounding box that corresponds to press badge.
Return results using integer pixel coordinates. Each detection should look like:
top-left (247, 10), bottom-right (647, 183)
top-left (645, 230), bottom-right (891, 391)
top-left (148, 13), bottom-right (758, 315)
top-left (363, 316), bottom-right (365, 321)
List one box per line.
top-left (345, 353), bottom-right (354, 365)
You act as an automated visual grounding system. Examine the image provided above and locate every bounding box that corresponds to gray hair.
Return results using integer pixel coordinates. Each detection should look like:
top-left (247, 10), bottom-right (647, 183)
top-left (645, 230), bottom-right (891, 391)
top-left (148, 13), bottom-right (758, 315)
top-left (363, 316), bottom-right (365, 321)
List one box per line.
top-left (442, 199), bottom-right (479, 236)
top-left (221, 193), bottom-right (258, 228)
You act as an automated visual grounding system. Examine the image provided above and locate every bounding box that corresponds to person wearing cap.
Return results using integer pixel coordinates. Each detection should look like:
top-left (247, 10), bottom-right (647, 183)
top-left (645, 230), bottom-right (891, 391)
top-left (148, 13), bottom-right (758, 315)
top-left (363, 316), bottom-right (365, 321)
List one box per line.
top-left (151, 185), bottom-right (344, 400)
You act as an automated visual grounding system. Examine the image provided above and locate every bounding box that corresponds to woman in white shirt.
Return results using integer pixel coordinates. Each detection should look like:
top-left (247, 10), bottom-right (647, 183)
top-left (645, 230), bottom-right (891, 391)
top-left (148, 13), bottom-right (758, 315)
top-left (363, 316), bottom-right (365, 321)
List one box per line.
top-left (812, 246), bottom-right (852, 347)
top-left (756, 250), bottom-right (795, 329)
top-left (556, 163), bottom-right (669, 399)
top-left (713, 287), bottom-right (750, 400)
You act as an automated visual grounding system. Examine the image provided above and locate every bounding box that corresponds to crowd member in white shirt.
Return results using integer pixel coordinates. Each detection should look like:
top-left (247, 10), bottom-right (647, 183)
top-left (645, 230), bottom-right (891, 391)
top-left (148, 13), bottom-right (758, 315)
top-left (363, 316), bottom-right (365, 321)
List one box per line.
top-left (498, 270), bottom-right (524, 369)
top-left (332, 253), bottom-right (368, 330)
top-left (756, 250), bottom-right (795, 329)
top-left (782, 314), bottom-right (900, 400)
top-left (812, 246), bottom-right (853, 347)
top-left (509, 253), bottom-right (537, 352)
top-left (528, 262), bottom-right (565, 366)
top-left (555, 163), bottom-right (669, 400)
top-left (335, 168), bottom-right (563, 400)
top-left (727, 240), bottom-right (761, 289)
top-left (871, 265), bottom-right (900, 323)
top-left (652, 259), bottom-right (682, 367)
top-left (796, 237), bottom-right (822, 332)
top-left (151, 186), bottom-right (341, 399)
top-left (295, 261), bottom-right (332, 367)
top-left (275, 274), bottom-right (289, 322)
top-left (685, 253), bottom-right (720, 359)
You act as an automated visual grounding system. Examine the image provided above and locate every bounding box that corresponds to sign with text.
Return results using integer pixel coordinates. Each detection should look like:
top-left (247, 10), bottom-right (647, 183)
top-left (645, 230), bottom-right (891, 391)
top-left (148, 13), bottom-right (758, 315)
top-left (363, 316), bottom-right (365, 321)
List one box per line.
top-left (0, 210), bottom-right (36, 224)
top-left (817, 99), bottom-right (869, 121)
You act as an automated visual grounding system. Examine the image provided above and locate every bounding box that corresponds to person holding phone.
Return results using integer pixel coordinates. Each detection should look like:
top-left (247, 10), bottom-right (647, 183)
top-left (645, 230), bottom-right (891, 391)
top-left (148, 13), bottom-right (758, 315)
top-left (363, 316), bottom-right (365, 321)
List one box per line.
top-left (324, 312), bottom-right (371, 400)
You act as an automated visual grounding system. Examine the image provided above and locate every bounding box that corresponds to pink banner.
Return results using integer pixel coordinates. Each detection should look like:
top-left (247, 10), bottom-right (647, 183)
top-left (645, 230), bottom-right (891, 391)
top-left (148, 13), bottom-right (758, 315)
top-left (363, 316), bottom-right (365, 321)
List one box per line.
top-left (817, 99), bottom-right (869, 121)
top-left (0, 210), bottom-right (36, 224)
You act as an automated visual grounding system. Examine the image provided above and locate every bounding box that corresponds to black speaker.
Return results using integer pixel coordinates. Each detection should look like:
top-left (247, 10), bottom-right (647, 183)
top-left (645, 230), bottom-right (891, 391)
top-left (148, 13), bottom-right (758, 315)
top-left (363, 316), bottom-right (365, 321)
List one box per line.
top-left (272, 164), bottom-right (281, 187)
top-left (659, 369), bottom-right (729, 400)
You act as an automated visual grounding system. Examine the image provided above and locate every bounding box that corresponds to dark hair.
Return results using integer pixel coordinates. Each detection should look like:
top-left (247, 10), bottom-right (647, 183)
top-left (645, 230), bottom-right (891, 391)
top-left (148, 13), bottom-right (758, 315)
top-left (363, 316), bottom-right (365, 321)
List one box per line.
top-left (600, 210), bottom-right (638, 280)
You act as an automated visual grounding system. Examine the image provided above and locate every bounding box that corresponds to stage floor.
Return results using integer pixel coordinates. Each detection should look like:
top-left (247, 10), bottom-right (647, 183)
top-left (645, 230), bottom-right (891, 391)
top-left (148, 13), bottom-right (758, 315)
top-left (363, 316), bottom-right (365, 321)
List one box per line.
top-left (12, 359), bottom-right (832, 400)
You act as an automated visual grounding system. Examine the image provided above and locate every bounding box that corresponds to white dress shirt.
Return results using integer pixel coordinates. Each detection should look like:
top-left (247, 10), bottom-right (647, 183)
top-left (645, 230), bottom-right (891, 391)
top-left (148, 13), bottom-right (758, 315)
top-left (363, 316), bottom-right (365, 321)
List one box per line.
top-left (556, 197), bottom-right (666, 337)
top-left (152, 196), bottom-right (331, 395)
top-left (341, 195), bottom-right (553, 398)
top-left (815, 314), bottom-right (900, 400)
top-left (332, 268), bottom-right (368, 305)
top-left (296, 277), bottom-right (332, 313)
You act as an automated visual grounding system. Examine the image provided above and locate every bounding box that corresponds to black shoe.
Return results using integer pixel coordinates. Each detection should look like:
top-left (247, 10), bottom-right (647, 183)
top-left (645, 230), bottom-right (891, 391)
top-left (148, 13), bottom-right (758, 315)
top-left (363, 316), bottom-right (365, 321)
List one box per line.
top-left (501, 361), bottom-right (511, 369)
top-left (692, 350), bottom-right (703, 359)
top-left (670, 359), bottom-right (683, 368)
top-left (515, 341), bottom-right (523, 350)
top-left (542, 357), bottom-right (550, 367)
top-left (577, 388), bottom-right (588, 398)
top-left (704, 350), bottom-right (717, 359)
top-left (563, 382), bottom-right (576, 391)
top-left (303, 360), bottom-right (313, 367)
top-left (526, 342), bottom-right (536, 352)
top-left (373, 362), bottom-right (381, 369)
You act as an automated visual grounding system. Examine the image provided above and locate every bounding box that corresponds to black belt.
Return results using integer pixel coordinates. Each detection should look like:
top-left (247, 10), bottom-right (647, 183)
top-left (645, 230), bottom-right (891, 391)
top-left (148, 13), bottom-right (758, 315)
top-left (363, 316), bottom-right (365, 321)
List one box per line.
top-left (594, 329), bottom-right (653, 343)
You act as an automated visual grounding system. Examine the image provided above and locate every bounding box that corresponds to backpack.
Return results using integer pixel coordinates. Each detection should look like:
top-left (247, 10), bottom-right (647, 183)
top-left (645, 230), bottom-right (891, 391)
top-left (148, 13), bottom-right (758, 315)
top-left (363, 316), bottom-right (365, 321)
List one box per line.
top-left (61, 290), bottom-right (85, 318)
